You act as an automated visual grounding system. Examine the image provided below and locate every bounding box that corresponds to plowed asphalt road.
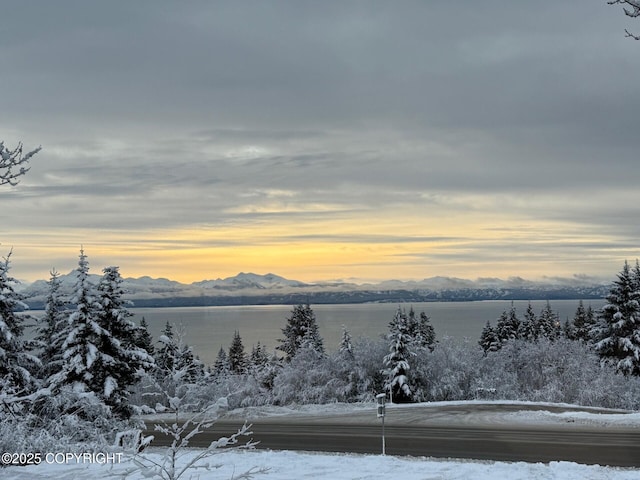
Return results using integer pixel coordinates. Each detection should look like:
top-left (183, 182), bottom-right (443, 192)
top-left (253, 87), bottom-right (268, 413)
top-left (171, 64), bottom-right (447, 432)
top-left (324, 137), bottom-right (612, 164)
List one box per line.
top-left (143, 403), bottom-right (640, 467)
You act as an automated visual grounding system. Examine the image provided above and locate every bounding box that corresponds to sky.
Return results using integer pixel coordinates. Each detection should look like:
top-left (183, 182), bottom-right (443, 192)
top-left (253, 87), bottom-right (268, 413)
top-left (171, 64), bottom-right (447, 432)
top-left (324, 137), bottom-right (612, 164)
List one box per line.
top-left (2, 1), bottom-right (640, 285)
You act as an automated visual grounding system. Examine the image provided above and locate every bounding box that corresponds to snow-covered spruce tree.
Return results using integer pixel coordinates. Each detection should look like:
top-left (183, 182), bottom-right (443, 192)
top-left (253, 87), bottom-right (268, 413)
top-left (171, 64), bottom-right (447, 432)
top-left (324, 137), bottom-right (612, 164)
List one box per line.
top-left (49, 249), bottom-right (106, 405)
top-left (249, 341), bottom-right (269, 370)
top-left (594, 261), bottom-right (640, 376)
top-left (339, 325), bottom-right (354, 360)
top-left (159, 327), bottom-right (204, 385)
top-left (134, 317), bottom-right (155, 357)
top-left (149, 323), bottom-right (205, 411)
top-left (537, 301), bottom-right (561, 341)
top-left (0, 140), bottom-right (41, 186)
top-left (34, 269), bottom-right (69, 381)
top-left (332, 326), bottom-right (362, 400)
top-left (495, 302), bottom-right (520, 344)
top-left (562, 318), bottom-right (577, 340)
top-left (572, 300), bottom-right (593, 343)
top-left (213, 347), bottom-right (230, 378)
top-left (250, 349), bottom-right (282, 397)
top-left (382, 307), bottom-right (415, 403)
top-left (228, 330), bottom-right (248, 374)
top-left (95, 266), bottom-right (155, 418)
top-left (155, 321), bottom-right (178, 376)
top-left (0, 250), bottom-right (39, 404)
top-left (519, 302), bottom-right (538, 341)
top-left (478, 320), bottom-right (500, 355)
top-left (406, 307), bottom-right (436, 350)
top-left (176, 344), bottom-right (205, 384)
top-left (277, 303), bottom-right (324, 359)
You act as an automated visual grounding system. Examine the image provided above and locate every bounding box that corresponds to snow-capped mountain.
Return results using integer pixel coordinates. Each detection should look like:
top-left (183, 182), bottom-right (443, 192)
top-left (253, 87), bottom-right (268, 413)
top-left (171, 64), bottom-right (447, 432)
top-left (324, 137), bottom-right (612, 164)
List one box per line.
top-left (19, 271), bottom-right (312, 303)
top-left (18, 271), bottom-right (610, 309)
top-left (192, 272), bottom-right (308, 290)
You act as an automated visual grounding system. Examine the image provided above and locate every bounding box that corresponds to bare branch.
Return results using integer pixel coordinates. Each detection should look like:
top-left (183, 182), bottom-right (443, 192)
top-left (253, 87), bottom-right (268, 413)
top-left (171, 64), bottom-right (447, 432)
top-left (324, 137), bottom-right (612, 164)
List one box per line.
top-left (0, 141), bottom-right (41, 186)
top-left (609, 0), bottom-right (640, 39)
top-left (626, 28), bottom-right (640, 39)
top-left (609, 0), bottom-right (640, 16)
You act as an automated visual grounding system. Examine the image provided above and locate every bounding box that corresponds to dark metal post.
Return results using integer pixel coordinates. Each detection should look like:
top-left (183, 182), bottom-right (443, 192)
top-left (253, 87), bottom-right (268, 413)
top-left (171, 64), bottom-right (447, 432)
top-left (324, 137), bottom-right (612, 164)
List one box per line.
top-left (376, 393), bottom-right (386, 455)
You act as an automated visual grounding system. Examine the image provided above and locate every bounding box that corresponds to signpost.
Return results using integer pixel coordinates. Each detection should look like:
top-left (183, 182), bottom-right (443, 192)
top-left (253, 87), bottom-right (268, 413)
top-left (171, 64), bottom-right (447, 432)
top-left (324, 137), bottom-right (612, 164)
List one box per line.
top-left (376, 393), bottom-right (386, 455)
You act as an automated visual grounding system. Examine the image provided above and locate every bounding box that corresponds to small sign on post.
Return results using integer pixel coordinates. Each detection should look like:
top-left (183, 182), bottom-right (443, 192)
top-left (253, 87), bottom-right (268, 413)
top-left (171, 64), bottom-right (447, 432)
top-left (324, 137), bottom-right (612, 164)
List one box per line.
top-left (376, 393), bottom-right (386, 455)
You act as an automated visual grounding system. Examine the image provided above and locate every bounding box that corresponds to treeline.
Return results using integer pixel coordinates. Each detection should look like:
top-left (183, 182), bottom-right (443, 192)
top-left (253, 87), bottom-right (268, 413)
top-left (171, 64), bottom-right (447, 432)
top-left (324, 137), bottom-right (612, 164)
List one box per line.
top-left (159, 262), bottom-right (640, 410)
top-left (167, 299), bottom-right (640, 411)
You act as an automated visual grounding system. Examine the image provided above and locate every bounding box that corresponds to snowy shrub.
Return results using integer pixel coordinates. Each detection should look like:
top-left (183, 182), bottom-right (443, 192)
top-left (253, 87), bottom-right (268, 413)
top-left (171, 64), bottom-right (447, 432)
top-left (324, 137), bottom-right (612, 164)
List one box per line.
top-left (189, 373), bottom-right (253, 410)
top-left (272, 344), bottom-right (351, 405)
top-left (0, 414), bottom-right (60, 458)
top-left (474, 351), bottom-right (521, 400)
top-left (472, 337), bottom-right (640, 409)
top-left (21, 385), bottom-right (136, 451)
top-left (350, 336), bottom-right (388, 400)
top-left (573, 365), bottom-right (640, 410)
top-left (413, 337), bottom-right (482, 402)
top-left (0, 408), bottom-right (132, 457)
top-left (32, 385), bottom-right (112, 422)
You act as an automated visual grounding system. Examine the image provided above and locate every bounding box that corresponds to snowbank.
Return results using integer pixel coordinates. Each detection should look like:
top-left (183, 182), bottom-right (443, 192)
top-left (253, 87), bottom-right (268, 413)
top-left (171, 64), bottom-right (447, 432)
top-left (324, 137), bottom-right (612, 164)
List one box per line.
top-left (3, 449), bottom-right (639, 480)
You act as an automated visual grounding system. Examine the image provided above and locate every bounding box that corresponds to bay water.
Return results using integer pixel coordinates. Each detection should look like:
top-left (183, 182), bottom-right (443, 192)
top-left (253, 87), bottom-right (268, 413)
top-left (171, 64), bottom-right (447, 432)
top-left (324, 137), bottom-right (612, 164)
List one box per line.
top-left (130, 299), bottom-right (604, 366)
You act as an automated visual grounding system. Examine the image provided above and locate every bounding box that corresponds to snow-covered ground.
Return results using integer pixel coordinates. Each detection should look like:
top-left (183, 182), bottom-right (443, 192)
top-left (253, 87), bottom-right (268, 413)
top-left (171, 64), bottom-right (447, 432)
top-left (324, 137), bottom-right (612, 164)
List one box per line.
top-left (3, 448), bottom-right (639, 480)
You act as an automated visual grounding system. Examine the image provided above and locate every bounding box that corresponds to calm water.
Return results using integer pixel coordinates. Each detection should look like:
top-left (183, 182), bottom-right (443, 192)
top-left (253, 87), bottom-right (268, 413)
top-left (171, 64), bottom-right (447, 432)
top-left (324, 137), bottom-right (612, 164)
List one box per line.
top-left (130, 299), bottom-right (605, 366)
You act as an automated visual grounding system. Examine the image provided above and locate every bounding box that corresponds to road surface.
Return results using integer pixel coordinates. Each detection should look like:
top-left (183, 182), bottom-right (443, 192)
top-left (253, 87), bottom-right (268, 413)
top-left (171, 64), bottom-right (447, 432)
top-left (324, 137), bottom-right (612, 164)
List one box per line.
top-left (143, 403), bottom-right (640, 467)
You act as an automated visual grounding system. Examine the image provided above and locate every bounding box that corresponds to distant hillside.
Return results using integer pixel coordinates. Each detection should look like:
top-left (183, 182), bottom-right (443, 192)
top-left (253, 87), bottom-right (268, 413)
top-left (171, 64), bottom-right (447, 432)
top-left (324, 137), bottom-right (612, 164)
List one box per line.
top-left (19, 271), bottom-right (610, 310)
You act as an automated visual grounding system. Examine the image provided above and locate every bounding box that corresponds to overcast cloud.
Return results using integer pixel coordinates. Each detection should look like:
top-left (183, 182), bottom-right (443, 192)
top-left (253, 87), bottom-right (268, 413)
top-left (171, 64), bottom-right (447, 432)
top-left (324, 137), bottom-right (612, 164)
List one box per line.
top-left (2, 1), bottom-right (639, 283)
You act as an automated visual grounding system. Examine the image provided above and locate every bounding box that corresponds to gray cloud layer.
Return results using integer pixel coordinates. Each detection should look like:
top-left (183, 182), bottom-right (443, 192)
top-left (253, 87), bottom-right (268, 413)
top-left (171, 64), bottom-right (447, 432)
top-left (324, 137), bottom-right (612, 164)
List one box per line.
top-left (2, 1), bottom-right (639, 280)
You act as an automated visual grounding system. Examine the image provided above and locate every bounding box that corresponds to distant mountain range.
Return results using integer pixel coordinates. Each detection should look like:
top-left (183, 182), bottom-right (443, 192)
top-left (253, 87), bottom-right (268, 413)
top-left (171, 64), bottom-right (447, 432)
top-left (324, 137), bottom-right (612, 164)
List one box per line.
top-left (18, 271), bottom-right (611, 310)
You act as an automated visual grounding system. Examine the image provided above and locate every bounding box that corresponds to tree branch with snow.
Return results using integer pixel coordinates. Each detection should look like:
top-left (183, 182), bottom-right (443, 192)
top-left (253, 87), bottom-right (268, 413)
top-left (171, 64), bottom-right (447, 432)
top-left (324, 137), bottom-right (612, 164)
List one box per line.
top-left (0, 141), bottom-right (41, 187)
top-left (122, 404), bottom-right (267, 480)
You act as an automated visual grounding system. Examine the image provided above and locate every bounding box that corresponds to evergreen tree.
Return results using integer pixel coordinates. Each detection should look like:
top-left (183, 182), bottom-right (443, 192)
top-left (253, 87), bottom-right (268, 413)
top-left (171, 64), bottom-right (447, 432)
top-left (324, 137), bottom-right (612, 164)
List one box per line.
top-left (0, 251), bottom-right (39, 398)
top-left (406, 308), bottom-right (436, 350)
top-left (228, 330), bottom-right (247, 374)
top-left (254, 351), bottom-right (282, 392)
top-left (153, 322), bottom-right (204, 387)
top-left (155, 321), bottom-right (178, 375)
top-left (213, 347), bottom-right (230, 377)
top-left (519, 302), bottom-right (538, 341)
top-left (538, 301), bottom-right (561, 340)
top-left (633, 259), bottom-right (640, 292)
top-left (175, 344), bottom-right (205, 383)
top-left (135, 317), bottom-right (155, 357)
top-left (94, 266), bottom-right (155, 417)
top-left (594, 261), bottom-right (640, 376)
top-left (382, 307), bottom-right (414, 403)
top-left (338, 325), bottom-right (354, 360)
top-left (478, 320), bottom-right (500, 354)
top-left (496, 303), bottom-right (520, 343)
top-left (572, 300), bottom-right (596, 343)
top-left (34, 269), bottom-right (68, 380)
top-left (277, 304), bottom-right (324, 359)
top-left (562, 318), bottom-right (576, 340)
top-left (249, 342), bottom-right (269, 370)
top-left (51, 249), bottom-right (105, 400)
